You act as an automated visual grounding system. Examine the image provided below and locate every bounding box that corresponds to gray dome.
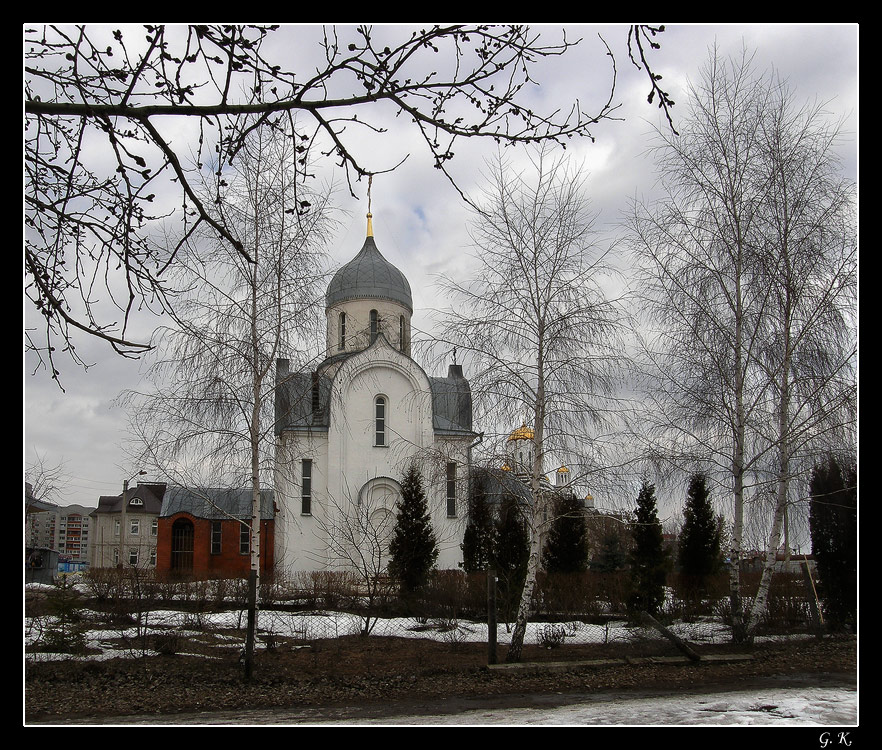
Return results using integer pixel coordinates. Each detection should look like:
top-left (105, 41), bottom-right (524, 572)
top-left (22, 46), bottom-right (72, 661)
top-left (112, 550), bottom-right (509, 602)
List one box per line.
top-left (325, 235), bottom-right (413, 312)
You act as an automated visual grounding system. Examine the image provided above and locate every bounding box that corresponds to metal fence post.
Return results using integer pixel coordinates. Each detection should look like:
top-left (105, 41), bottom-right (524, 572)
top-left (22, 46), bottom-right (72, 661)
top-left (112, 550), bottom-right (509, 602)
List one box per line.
top-left (487, 568), bottom-right (497, 665)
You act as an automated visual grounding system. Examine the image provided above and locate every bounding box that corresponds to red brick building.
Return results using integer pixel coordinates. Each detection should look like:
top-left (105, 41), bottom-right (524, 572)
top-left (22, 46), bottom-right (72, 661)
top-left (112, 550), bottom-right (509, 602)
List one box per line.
top-left (155, 487), bottom-right (275, 579)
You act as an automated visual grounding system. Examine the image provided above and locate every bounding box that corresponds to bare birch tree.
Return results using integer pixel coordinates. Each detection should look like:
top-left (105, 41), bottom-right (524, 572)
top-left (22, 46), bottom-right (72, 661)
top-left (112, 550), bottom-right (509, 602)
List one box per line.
top-left (743, 84), bottom-right (856, 635)
top-left (628, 48), bottom-right (856, 642)
top-left (123, 121), bottom-right (338, 675)
top-left (26, 450), bottom-right (70, 507)
top-left (438, 146), bottom-right (626, 662)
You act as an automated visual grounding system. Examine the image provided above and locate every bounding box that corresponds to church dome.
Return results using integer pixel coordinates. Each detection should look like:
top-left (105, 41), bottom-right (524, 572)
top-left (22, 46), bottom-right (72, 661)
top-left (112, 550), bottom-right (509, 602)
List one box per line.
top-left (325, 217), bottom-right (413, 312)
top-left (507, 424), bottom-right (534, 442)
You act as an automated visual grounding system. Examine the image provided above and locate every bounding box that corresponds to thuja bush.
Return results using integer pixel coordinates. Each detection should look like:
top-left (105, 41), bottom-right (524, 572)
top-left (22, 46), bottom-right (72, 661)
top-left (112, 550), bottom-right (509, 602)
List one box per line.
top-left (760, 573), bottom-right (814, 632)
top-left (422, 569), bottom-right (486, 620)
top-left (534, 571), bottom-right (596, 619)
top-left (670, 571), bottom-right (729, 620)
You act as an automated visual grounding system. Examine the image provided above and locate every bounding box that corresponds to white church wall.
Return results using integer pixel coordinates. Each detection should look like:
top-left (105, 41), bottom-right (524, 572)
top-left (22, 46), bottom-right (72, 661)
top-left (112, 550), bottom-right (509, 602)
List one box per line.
top-left (275, 430), bottom-right (331, 574)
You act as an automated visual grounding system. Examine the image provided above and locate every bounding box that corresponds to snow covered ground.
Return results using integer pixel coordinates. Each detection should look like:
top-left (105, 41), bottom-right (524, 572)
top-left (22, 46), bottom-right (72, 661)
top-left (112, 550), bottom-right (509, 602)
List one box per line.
top-left (25, 577), bottom-right (743, 661)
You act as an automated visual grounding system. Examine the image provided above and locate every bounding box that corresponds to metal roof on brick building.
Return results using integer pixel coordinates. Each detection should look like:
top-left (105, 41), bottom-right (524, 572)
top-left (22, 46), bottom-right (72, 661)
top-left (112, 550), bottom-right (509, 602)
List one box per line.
top-left (160, 487), bottom-right (275, 520)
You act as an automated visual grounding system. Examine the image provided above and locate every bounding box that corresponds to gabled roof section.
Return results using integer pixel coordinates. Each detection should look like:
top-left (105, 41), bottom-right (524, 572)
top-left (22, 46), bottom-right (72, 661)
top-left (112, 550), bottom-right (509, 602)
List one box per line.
top-left (429, 364), bottom-right (474, 436)
top-left (93, 482), bottom-right (167, 515)
top-left (275, 359), bottom-right (333, 434)
top-left (471, 466), bottom-right (532, 506)
top-left (160, 487), bottom-right (275, 520)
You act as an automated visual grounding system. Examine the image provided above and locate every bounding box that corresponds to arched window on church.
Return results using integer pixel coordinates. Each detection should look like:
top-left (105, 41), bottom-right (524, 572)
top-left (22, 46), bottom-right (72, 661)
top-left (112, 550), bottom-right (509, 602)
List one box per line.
top-left (375, 395), bottom-right (387, 446)
top-left (370, 309), bottom-right (379, 343)
top-left (338, 312), bottom-right (346, 351)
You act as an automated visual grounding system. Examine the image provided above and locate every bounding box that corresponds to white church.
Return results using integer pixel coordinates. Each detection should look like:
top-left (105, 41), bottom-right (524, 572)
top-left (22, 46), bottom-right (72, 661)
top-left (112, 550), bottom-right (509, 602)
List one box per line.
top-left (274, 215), bottom-right (478, 574)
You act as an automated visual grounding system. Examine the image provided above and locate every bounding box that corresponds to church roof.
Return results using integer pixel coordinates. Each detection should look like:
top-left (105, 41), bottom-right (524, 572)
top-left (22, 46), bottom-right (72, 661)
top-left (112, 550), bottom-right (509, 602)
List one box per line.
top-left (429, 364), bottom-right (473, 435)
top-left (325, 233), bottom-right (413, 312)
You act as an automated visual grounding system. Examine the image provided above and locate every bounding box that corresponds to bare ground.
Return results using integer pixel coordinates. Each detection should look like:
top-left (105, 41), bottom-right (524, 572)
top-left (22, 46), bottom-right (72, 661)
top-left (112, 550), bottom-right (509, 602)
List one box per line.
top-left (25, 633), bottom-right (856, 724)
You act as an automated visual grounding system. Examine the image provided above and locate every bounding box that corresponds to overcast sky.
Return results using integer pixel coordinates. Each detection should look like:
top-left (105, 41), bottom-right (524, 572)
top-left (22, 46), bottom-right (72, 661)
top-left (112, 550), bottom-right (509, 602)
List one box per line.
top-left (24, 24), bottom-right (858, 530)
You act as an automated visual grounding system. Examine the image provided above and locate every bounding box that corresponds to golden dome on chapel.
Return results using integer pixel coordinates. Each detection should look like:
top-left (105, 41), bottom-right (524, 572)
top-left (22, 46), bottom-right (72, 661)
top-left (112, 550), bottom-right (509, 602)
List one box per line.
top-left (507, 424), bottom-right (534, 442)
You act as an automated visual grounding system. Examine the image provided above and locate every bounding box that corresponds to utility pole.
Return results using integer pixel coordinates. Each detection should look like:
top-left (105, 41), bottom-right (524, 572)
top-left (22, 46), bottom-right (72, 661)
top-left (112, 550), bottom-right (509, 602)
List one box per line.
top-left (119, 479), bottom-right (128, 569)
top-left (120, 471), bottom-right (146, 568)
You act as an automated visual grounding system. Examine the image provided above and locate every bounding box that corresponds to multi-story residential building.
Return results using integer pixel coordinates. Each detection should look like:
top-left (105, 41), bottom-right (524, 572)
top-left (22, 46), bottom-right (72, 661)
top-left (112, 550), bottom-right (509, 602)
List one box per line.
top-left (26, 501), bottom-right (95, 568)
top-left (90, 482), bottom-right (166, 569)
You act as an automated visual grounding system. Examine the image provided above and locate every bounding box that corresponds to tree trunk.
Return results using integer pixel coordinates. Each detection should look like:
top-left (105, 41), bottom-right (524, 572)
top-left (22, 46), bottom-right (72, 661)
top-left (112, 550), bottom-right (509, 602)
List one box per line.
top-left (506, 509), bottom-right (541, 663)
top-left (728, 253), bottom-right (748, 644)
top-left (506, 379), bottom-right (546, 664)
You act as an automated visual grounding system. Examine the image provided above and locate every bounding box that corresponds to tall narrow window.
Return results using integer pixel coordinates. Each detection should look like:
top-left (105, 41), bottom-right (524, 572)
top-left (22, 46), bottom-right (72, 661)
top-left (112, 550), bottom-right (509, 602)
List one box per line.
top-left (338, 311), bottom-right (346, 350)
top-left (301, 459), bottom-right (312, 515)
top-left (446, 462), bottom-right (457, 517)
top-left (210, 520), bottom-right (222, 555)
top-left (239, 523), bottom-right (250, 555)
top-left (399, 315), bottom-right (406, 352)
top-left (375, 396), bottom-right (387, 446)
top-left (311, 372), bottom-right (321, 414)
top-left (370, 309), bottom-right (379, 343)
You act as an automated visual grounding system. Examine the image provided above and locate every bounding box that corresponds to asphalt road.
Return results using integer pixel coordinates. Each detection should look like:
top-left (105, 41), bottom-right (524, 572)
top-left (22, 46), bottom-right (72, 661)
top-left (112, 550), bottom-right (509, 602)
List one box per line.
top-left (32, 671), bottom-right (857, 726)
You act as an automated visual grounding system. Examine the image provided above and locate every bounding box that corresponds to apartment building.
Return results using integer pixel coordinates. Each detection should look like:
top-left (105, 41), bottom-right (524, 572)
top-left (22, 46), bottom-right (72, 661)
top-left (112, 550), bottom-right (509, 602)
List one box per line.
top-left (26, 502), bottom-right (95, 567)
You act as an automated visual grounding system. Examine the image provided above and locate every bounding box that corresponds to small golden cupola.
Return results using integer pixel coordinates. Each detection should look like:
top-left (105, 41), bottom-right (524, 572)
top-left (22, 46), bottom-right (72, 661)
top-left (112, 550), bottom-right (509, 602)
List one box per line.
top-left (506, 423), bottom-right (535, 474)
top-left (556, 465), bottom-right (570, 487)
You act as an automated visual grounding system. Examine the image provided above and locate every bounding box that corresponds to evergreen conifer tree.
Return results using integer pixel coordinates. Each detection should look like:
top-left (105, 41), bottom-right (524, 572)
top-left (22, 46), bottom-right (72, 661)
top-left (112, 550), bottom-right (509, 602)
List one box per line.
top-left (628, 480), bottom-right (669, 616)
top-left (388, 465), bottom-right (438, 597)
top-left (678, 473), bottom-right (722, 601)
top-left (809, 455), bottom-right (857, 631)
top-left (542, 493), bottom-right (589, 574)
top-left (461, 473), bottom-right (497, 573)
top-left (591, 528), bottom-right (628, 572)
top-left (492, 494), bottom-right (530, 622)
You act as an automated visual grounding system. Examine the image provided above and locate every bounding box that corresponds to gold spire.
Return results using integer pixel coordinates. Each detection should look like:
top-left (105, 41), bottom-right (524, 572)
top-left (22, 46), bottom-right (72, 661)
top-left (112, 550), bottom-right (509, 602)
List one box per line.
top-left (366, 174), bottom-right (374, 237)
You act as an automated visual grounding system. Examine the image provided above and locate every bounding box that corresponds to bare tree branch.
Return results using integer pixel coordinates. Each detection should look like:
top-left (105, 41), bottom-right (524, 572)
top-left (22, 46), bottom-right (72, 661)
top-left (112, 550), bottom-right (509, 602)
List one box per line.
top-left (27, 24), bottom-right (660, 382)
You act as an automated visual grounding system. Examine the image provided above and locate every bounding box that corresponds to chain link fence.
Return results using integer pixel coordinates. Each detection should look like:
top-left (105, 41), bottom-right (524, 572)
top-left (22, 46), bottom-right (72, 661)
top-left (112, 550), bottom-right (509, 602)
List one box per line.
top-left (25, 567), bottom-right (825, 666)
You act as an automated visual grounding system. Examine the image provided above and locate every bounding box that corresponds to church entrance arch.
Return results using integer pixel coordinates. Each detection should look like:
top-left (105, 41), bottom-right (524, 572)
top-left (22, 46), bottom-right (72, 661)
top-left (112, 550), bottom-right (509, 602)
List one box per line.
top-left (357, 477), bottom-right (401, 571)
